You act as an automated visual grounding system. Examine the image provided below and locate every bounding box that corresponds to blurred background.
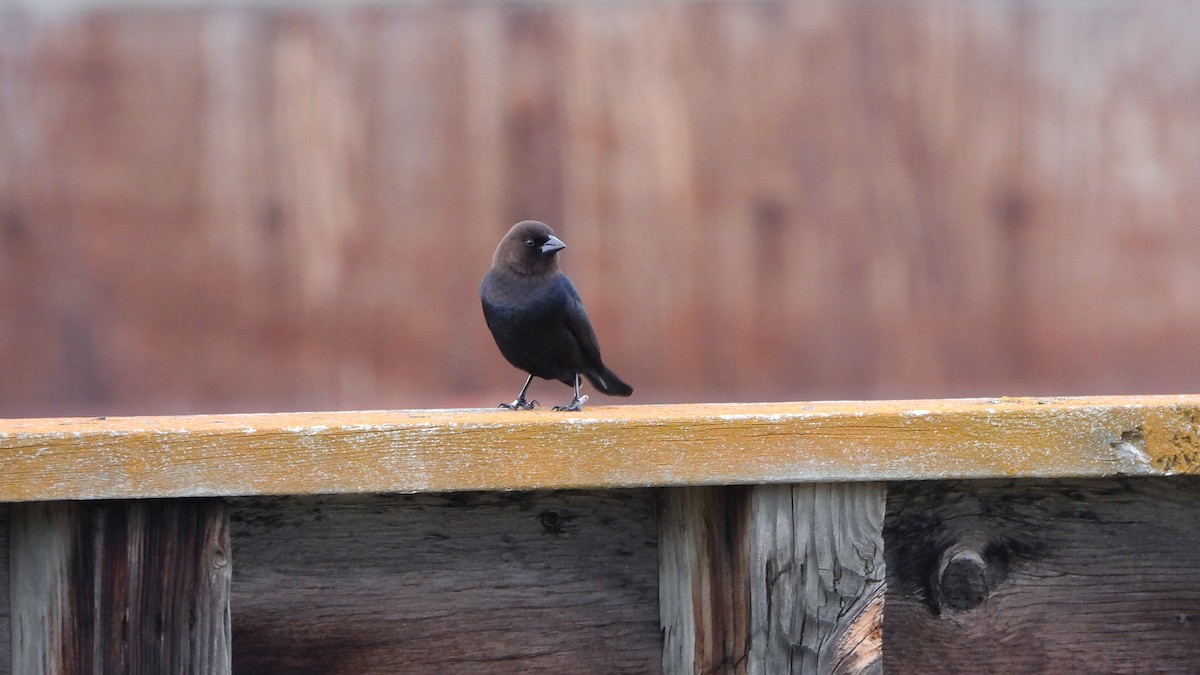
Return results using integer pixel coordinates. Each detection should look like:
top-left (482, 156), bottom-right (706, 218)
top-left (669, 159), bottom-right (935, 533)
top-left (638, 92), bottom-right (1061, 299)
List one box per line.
top-left (1, 1), bottom-right (1198, 417)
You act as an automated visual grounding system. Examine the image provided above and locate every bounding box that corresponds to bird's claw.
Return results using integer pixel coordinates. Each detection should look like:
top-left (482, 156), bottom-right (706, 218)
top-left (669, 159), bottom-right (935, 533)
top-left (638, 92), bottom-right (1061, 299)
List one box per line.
top-left (499, 398), bottom-right (538, 410)
top-left (553, 395), bottom-right (588, 412)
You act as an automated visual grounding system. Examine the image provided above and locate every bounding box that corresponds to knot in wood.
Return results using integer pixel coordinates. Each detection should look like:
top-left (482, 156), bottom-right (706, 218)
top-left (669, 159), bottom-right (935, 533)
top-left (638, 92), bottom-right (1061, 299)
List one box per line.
top-left (934, 540), bottom-right (1001, 612)
top-left (538, 510), bottom-right (564, 534)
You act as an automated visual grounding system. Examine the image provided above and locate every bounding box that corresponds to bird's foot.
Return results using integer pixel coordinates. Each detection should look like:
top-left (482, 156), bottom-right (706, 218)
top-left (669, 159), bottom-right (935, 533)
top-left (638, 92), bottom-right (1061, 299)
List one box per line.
top-left (553, 395), bottom-right (588, 412)
top-left (499, 397), bottom-right (538, 410)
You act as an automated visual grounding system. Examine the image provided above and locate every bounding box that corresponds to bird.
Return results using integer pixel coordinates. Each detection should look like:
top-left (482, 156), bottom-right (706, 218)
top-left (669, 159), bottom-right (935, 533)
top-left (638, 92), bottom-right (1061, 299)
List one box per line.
top-left (481, 220), bottom-right (633, 411)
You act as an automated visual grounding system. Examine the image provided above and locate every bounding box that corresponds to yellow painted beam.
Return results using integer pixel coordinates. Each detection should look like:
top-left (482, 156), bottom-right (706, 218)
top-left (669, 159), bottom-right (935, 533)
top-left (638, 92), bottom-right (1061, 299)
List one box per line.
top-left (0, 396), bottom-right (1197, 502)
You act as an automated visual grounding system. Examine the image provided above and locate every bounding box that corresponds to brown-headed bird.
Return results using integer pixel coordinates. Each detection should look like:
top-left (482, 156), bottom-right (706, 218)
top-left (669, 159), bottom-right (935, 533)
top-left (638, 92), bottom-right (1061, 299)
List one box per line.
top-left (481, 220), bottom-right (633, 411)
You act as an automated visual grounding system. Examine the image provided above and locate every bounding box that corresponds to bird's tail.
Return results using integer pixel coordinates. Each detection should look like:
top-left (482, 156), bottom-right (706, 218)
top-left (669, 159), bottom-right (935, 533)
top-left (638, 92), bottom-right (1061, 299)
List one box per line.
top-left (584, 366), bottom-right (633, 397)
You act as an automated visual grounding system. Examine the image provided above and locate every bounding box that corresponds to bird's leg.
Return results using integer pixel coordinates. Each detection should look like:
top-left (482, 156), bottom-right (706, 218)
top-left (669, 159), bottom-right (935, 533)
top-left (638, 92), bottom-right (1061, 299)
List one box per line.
top-left (553, 374), bottom-right (589, 412)
top-left (499, 374), bottom-right (538, 410)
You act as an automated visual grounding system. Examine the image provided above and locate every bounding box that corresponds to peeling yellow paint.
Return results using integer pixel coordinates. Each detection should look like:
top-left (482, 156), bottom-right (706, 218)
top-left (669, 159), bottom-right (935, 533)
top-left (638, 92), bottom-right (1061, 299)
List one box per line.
top-left (1140, 406), bottom-right (1200, 475)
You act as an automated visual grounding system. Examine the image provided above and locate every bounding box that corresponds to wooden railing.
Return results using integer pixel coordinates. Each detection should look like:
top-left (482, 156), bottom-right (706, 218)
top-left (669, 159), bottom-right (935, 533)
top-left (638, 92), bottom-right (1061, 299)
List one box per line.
top-left (1, 395), bottom-right (1198, 673)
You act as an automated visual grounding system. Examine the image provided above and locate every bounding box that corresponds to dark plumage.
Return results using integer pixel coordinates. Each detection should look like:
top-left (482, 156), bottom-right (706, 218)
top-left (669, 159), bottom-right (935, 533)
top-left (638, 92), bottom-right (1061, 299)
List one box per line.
top-left (481, 220), bottom-right (633, 411)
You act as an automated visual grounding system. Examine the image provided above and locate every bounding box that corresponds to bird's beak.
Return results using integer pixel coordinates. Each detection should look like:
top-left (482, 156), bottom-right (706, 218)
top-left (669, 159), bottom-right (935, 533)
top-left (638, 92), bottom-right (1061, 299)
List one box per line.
top-left (540, 235), bottom-right (566, 254)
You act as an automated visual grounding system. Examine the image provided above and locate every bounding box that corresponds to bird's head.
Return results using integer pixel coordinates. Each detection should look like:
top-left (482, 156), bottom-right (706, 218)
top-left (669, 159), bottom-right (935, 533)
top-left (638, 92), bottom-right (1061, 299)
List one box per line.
top-left (492, 220), bottom-right (567, 276)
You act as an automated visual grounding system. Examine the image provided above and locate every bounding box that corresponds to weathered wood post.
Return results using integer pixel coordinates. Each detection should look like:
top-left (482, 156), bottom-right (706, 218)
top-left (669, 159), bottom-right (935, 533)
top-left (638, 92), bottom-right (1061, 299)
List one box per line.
top-left (659, 487), bottom-right (751, 672)
top-left (9, 499), bottom-right (232, 674)
top-left (660, 483), bottom-right (886, 674)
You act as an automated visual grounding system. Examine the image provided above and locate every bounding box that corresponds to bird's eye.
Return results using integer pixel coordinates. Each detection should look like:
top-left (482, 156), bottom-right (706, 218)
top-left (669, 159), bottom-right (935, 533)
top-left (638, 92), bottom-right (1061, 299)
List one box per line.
top-left (525, 239), bottom-right (536, 247)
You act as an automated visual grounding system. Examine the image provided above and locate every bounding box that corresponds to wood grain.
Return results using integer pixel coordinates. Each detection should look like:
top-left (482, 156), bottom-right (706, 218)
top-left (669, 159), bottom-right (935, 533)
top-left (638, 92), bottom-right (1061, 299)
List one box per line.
top-left (0, 396), bottom-right (1197, 501)
top-left (658, 483), bottom-right (886, 674)
top-left (747, 484), bottom-right (885, 675)
top-left (2, 3), bottom-right (1200, 416)
top-left (0, 506), bottom-right (9, 670)
top-left (884, 477), bottom-right (1200, 672)
top-left (9, 499), bottom-right (231, 674)
top-left (659, 486), bottom-right (750, 673)
top-left (228, 490), bottom-right (660, 674)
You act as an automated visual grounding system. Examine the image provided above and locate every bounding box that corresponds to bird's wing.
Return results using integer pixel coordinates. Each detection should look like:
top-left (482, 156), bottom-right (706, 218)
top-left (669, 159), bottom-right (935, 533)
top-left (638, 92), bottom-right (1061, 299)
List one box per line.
top-left (559, 276), bottom-right (604, 367)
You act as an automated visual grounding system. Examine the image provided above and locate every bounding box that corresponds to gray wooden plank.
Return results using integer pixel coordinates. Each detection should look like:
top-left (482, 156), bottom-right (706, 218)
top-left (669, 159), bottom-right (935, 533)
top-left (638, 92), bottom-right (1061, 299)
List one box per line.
top-left (659, 486), bottom-right (750, 673)
top-left (228, 490), bottom-right (660, 674)
top-left (9, 500), bottom-right (231, 674)
top-left (885, 477), bottom-right (1200, 672)
top-left (0, 506), bottom-right (9, 673)
top-left (659, 484), bottom-right (886, 675)
top-left (747, 483), bottom-right (886, 675)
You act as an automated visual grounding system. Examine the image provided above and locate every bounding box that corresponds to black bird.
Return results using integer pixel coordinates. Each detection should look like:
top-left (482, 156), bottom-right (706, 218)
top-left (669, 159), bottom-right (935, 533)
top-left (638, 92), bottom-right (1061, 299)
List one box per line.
top-left (481, 220), bottom-right (633, 411)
